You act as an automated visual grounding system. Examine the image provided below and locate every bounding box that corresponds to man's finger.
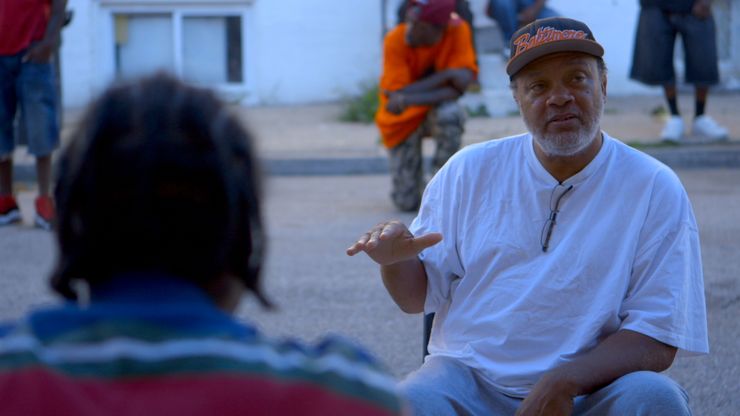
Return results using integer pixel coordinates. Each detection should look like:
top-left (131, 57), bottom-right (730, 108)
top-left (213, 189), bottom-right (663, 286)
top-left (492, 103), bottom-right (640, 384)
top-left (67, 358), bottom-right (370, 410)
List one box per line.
top-left (346, 232), bottom-right (372, 256)
top-left (366, 228), bottom-right (384, 249)
top-left (379, 223), bottom-right (405, 240)
top-left (346, 244), bottom-right (361, 256)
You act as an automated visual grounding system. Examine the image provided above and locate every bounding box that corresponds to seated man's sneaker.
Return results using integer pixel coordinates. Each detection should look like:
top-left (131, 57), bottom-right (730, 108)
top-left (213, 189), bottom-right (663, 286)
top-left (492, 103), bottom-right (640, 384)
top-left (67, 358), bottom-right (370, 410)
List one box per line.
top-left (692, 115), bottom-right (729, 141)
top-left (0, 195), bottom-right (21, 226)
top-left (34, 195), bottom-right (56, 230)
top-left (660, 116), bottom-right (684, 143)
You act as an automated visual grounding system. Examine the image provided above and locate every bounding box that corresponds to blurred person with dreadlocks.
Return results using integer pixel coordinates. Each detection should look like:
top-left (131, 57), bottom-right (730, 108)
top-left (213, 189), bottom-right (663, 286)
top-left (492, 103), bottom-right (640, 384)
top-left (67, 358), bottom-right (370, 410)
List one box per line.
top-left (378, 0), bottom-right (478, 212)
top-left (0, 74), bottom-right (404, 416)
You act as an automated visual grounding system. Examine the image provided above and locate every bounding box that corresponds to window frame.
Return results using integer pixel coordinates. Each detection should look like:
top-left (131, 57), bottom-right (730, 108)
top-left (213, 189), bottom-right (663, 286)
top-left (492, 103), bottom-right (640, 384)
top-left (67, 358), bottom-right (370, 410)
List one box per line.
top-left (98, 0), bottom-right (254, 100)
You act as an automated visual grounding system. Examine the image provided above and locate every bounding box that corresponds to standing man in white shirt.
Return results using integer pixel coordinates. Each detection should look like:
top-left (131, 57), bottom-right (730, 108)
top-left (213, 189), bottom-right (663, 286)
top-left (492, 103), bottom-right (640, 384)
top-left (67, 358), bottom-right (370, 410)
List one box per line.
top-left (348, 17), bottom-right (708, 416)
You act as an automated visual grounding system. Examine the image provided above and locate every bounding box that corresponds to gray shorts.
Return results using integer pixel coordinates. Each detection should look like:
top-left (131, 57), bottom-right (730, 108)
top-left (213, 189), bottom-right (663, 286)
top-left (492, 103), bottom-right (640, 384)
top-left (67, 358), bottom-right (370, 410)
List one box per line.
top-left (629, 7), bottom-right (719, 86)
top-left (401, 355), bottom-right (692, 415)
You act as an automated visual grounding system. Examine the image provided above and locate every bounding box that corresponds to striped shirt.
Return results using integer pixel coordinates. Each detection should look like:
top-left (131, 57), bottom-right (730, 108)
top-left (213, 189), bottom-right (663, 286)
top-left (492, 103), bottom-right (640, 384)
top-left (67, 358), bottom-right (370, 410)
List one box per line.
top-left (0, 275), bottom-right (403, 415)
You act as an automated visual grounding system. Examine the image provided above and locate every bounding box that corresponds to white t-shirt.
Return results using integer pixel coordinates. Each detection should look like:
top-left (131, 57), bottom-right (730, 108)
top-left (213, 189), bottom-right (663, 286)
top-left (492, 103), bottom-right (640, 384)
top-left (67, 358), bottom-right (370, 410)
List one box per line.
top-left (409, 133), bottom-right (709, 398)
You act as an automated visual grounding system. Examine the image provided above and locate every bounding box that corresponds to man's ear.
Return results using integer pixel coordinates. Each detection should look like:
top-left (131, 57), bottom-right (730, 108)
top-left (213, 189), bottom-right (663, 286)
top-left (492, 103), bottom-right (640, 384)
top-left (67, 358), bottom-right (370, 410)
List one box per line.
top-left (510, 81), bottom-right (521, 105)
top-left (601, 74), bottom-right (608, 100)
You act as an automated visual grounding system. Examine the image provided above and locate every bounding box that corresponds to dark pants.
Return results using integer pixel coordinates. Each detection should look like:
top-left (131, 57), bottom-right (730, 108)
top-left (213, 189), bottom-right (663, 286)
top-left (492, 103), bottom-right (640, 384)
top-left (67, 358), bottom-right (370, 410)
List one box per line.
top-left (630, 7), bottom-right (719, 86)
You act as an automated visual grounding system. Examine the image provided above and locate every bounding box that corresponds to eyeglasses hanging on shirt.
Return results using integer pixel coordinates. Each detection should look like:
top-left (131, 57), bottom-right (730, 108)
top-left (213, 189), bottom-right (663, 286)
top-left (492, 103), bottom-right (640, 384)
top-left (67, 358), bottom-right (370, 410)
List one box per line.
top-left (540, 184), bottom-right (574, 252)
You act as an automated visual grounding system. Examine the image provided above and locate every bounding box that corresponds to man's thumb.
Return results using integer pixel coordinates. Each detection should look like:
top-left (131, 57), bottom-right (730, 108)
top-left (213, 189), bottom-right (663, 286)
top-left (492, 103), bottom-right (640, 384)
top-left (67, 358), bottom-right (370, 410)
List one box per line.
top-left (412, 232), bottom-right (443, 252)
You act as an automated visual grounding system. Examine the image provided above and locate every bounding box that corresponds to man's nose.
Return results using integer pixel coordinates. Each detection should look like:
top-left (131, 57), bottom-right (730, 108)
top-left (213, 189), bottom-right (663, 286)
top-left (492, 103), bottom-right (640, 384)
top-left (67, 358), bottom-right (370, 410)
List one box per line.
top-left (546, 84), bottom-right (574, 107)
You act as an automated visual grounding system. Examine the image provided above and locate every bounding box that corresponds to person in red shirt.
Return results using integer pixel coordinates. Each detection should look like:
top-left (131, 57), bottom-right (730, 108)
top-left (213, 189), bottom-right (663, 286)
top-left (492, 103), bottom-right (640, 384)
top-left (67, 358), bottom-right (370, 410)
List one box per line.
top-left (0, 0), bottom-right (67, 229)
top-left (376, 0), bottom-right (478, 212)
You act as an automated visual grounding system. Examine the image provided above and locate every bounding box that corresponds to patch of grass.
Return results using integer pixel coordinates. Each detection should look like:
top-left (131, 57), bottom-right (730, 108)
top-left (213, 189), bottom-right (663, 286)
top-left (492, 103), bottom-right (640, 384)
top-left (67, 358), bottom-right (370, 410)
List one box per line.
top-left (466, 104), bottom-right (490, 118)
top-left (339, 83), bottom-right (379, 124)
top-left (651, 105), bottom-right (668, 117)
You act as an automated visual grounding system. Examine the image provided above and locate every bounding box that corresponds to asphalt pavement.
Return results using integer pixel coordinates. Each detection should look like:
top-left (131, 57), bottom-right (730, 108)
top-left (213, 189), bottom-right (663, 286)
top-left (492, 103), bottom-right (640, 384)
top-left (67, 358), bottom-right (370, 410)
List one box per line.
top-left (2, 94), bottom-right (739, 414)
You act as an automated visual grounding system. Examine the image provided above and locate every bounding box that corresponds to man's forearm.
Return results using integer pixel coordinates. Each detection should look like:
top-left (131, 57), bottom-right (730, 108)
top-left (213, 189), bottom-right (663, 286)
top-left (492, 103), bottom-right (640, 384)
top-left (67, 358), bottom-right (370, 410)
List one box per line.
top-left (400, 71), bottom-right (456, 95)
top-left (399, 68), bottom-right (473, 95)
top-left (45, 0), bottom-right (68, 44)
top-left (381, 257), bottom-right (428, 314)
top-left (385, 68), bottom-right (473, 112)
top-left (402, 87), bottom-right (461, 107)
top-left (540, 329), bottom-right (677, 397)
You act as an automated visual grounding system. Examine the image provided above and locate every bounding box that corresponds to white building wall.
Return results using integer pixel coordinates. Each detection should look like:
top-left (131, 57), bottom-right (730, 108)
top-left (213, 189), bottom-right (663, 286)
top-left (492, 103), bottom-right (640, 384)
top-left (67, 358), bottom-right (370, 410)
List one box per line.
top-left (549, 0), bottom-right (653, 95)
top-left (58, 0), bottom-right (737, 109)
top-left (60, 0), bottom-right (384, 108)
top-left (249, 0), bottom-right (382, 105)
top-left (60, 0), bottom-right (98, 108)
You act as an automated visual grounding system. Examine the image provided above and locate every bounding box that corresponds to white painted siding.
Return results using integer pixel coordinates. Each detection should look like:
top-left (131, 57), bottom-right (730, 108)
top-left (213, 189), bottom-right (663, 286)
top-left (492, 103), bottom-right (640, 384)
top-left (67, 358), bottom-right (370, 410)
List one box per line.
top-left (248, 0), bottom-right (382, 105)
top-left (549, 0), bottom-right (651, 94)
top-left (58, 0), bottom-right (739, 109)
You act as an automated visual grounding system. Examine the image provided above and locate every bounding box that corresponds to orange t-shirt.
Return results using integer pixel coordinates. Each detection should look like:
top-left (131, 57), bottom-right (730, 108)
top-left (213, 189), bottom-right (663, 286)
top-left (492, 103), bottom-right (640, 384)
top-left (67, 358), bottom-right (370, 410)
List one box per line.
top-left (375, 20), bottom-right (478, 149)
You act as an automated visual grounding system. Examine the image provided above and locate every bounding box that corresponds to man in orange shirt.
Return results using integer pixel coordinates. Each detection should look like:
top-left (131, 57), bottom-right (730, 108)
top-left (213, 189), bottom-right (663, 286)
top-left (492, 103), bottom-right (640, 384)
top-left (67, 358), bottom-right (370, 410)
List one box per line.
top-left (376, 0), bottom-right (478, 212)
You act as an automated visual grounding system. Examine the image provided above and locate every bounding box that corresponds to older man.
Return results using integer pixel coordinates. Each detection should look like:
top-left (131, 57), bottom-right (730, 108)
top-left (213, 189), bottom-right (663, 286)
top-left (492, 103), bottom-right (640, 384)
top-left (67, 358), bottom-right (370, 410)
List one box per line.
top-left (349, 17), bottom-right (707, 416)
top-left (377, 0), bottom-right (477, 212)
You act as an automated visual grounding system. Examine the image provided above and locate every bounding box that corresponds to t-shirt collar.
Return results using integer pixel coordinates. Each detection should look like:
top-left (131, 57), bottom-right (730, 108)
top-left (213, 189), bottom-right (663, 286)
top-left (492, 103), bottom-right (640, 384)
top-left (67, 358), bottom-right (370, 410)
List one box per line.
top-left (525, 132), bottom-right (613, 186)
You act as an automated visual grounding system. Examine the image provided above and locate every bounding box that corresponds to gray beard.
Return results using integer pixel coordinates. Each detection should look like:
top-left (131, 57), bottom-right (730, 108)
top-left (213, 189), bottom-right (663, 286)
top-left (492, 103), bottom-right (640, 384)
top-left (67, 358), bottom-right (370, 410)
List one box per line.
top-left (527, 104), bottom-right (604, 157)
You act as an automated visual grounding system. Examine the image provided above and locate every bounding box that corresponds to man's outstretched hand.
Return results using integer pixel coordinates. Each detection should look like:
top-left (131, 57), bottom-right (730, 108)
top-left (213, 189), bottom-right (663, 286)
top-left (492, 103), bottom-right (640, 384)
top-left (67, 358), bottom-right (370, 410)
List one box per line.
top-left (346, 220), bottom-right (442, 266)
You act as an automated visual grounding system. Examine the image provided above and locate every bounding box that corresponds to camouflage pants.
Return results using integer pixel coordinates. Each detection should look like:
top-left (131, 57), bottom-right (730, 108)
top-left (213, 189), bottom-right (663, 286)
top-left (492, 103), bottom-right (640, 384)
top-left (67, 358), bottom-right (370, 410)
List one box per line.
top-left (388, 101), bottom-right (465, 212)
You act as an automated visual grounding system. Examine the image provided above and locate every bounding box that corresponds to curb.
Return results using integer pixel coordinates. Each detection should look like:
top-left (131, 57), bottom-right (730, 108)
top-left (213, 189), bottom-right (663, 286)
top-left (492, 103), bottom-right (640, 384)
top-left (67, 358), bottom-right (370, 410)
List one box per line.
top-left (12, 144), bottom-right (740, 182)
top-left (641, 144), bottom-right (740, 169)
top-left (263, 143), bottom-right (740, 175)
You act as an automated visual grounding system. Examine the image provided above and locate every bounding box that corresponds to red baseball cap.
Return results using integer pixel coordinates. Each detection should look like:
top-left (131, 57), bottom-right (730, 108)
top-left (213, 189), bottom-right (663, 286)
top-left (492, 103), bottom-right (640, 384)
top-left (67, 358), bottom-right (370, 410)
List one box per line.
top-left (408, 0), bottom-right (456, 26)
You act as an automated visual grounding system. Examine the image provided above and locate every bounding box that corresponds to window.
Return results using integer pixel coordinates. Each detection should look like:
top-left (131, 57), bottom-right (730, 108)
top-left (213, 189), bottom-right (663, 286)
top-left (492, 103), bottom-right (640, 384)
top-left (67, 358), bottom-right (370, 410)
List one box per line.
top-left (113, 12), bottom-right (244, 85)
top-left (182, 16), bottom-right (242, 83)
top-left (115, 14), bottom-right (175, 78)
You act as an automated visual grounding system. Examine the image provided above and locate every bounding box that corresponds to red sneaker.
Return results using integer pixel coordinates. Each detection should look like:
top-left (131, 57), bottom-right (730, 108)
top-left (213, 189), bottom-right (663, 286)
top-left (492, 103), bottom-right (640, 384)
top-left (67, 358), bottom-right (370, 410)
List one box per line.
top-left (0, 195), bottom-right (21, 226)
top-left (34, 195), bottom-right (56, 230)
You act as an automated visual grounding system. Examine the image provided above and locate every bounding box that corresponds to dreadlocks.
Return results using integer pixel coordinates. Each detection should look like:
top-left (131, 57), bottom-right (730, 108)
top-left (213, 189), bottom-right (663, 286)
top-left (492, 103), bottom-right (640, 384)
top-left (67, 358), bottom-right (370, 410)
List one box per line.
top-left (50, 73), bottom-right (270, 307)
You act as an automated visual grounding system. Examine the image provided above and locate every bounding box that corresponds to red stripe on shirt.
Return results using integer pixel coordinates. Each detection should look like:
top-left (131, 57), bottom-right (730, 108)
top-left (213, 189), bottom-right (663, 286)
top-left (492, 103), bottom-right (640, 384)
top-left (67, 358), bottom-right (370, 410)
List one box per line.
top-left (0, 367), bottom-right (398, 416)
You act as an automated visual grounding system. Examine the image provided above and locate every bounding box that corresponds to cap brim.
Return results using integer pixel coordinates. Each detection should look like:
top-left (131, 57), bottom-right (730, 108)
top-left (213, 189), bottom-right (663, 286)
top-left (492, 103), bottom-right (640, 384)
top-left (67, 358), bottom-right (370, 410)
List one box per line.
top-left (506, 39), bottom-right (604, 77)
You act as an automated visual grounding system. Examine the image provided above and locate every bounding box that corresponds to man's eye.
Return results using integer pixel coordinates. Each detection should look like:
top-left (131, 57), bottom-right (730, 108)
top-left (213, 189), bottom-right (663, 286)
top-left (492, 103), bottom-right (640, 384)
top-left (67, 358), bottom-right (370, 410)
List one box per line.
top-left (530, 83), bottom-right (545, 93)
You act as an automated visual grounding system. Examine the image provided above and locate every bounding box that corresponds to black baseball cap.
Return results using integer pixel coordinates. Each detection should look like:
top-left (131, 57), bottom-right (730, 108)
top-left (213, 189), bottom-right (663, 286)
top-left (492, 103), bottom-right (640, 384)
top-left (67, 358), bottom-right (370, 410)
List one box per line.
top-left (506, 17), bottom-right (604, 77)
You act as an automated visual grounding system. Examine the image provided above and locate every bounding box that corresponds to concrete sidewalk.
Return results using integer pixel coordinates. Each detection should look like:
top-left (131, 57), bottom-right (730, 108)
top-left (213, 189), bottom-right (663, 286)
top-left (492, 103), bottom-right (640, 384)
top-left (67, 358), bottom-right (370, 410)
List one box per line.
top-left (9, 92), bottom-right (740, 181)
top-left (213, 92), bottom-right (740, 171)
